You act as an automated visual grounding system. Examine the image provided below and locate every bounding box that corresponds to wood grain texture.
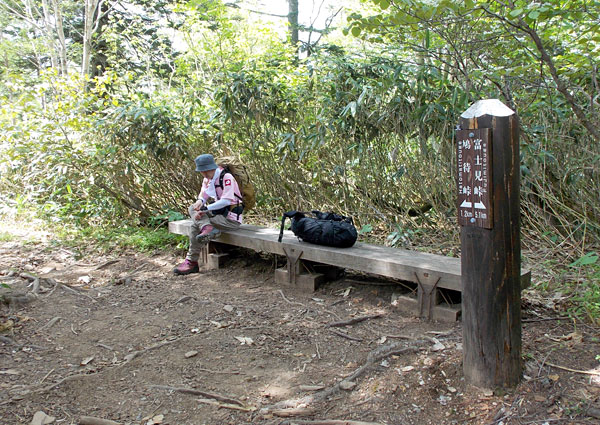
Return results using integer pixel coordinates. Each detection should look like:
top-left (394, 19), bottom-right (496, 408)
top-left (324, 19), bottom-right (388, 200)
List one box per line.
top-left (169, 220), bottom-right (530, 293)
top-left (459, 104), bottom-right (522, 388)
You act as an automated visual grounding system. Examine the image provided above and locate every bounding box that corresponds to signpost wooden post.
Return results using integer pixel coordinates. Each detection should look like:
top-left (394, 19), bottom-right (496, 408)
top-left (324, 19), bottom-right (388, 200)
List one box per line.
top-left (458, 99), bottom-right (522, 388)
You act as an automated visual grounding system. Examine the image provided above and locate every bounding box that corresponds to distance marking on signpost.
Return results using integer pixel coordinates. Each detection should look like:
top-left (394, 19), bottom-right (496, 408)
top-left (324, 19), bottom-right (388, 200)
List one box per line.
top-left (457, 128), bottom-right (492, 229)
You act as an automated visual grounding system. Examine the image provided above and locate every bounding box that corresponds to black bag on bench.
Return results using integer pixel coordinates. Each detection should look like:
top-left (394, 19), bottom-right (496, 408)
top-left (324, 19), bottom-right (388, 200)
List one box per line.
top-left (278, 210), bottom-right (358, 248)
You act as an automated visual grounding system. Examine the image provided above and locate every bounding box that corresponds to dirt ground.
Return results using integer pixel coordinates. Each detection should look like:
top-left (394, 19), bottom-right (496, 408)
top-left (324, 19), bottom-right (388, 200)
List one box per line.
top-left (1, 228), bottom-right (600, 425)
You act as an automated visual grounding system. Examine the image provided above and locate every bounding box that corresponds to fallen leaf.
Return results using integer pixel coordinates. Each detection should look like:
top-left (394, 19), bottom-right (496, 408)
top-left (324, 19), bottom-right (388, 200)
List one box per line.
top-left (124, 353), bottom-right (137, 362)
top-left (431, 338), bottom-right (445, 352)
top-left (80, 356), bottom-right (95, 366)
top-left (39, 266), bottom-right (55, 274)
top-left (30, 411), bottom-right (55, 425)
top-left (0, 369), bottom-right (20, 375)
top-left (185, 350), bottom-right (198, 358)
top-left (77, 275), bottom-right (91, 284)
top-left (234, 336), bottom-right (253, 345)
top-left (148, 414), bottom-right (164, 424)
top-left (377, 336), bottom-right (387, 344)
top-left (549, 374), bottom-right (559, 382)
top-left (223, 305), bottom-right (234, 313)
top-left (565, 332), bottom-right (583, 346)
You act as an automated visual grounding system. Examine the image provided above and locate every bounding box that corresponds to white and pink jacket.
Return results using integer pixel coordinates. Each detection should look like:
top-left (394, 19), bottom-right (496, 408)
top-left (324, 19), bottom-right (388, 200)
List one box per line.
top-left (198, 167), bottom-right (243, 223)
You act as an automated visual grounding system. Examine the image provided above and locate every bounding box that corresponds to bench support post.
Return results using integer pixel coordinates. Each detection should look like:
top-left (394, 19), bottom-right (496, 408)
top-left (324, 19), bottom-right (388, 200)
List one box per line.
top-left (200, 243), bottom-right (230, 270)
top-left (392, 271), bottom-right (461, 322)
top-left (275, 246), bottom-right (327, 291)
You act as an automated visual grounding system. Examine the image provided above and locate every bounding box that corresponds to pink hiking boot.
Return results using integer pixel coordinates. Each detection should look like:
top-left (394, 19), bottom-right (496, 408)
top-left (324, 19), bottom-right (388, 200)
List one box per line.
top-left (195, 226), bottom-right (221, 244)
top-left (173, 259), bottom-right (199, 275)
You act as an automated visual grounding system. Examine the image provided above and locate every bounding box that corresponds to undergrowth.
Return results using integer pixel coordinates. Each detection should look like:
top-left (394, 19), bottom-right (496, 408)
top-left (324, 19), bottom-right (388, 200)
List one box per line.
top-left (0, 232), bottom-right (15, 242)
top-left (50, 225), bottom-right (188, 255)
top-left (564, 254), bottom-right (600, 325)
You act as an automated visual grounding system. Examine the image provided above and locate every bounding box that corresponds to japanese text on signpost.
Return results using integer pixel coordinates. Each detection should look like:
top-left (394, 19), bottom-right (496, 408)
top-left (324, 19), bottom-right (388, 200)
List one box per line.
top-left (457, 128), bottom-right (492, 229)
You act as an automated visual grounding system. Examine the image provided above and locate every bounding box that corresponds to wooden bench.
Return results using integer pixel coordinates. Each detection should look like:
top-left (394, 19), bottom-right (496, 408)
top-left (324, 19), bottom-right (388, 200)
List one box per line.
top-left (169, 220), bottom-right (531, 322)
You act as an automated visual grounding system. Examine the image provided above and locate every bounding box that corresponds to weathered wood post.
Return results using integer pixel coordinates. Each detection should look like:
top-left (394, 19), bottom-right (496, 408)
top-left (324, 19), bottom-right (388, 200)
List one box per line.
top-left (457, 99), bottom-right (522, 388)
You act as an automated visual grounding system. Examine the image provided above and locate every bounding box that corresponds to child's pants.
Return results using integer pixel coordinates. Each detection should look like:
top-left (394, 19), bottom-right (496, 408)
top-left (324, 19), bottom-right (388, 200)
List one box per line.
top-left (186, 204), bottom-right (241, 262)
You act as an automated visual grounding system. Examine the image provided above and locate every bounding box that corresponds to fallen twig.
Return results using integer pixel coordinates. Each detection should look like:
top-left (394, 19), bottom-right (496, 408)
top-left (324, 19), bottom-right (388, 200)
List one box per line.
top-left (37, 317), bottom-right (62, 332)
top-left (197, 398), bottom-right (255, 412)
top-left (94, 260), bottom-right (119, 270)
top-left (122, 336), bottom-right (188, 363)
top-left (150, 385), bottom-right (246, 407)
top-left (39, 368), bottom-right (55, 384)
top-left (385, 334), bottom-right (418, 340)
top-left (278, 289), bottom-right (306, 307)
top-left (329, 329), bottom-right (363, 342)
top-left (79, 416), bottom-right (121, 425)
top-left (46, 278), bottom-right (97, 303)
top-left (546, 362), bottom-right (600, 376)
top-left (97, 343), bottom-right (114, 351)
top-left (326, 314), bottom-right (382, 328)
top-left (271, 407), bottom-right (316, 417)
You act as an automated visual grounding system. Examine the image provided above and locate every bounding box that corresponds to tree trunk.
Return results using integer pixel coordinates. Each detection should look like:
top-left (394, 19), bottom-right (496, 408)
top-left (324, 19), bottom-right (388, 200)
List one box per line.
top-left (51, 0), bottom-right (68, 75)
top-left (288, 0), bottom-right (299, 47)
top-left (82, 0), bottom-right (101, 79)
top-left (39, 0), bottom-right (59, 70)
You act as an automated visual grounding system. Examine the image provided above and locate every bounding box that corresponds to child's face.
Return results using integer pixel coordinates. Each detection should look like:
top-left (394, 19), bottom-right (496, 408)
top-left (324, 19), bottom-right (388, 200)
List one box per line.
top-left (200, 169), bottom-right (216, 179)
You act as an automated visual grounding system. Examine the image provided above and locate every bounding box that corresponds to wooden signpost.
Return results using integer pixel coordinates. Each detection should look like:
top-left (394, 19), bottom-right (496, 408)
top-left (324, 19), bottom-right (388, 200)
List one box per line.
top-left (458, 99), bottom-right (522, 388)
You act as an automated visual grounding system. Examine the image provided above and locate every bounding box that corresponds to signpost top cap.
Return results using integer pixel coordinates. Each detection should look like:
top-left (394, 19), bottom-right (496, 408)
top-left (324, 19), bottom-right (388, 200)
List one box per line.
top-left (461, 99), bottom-right (515, 119)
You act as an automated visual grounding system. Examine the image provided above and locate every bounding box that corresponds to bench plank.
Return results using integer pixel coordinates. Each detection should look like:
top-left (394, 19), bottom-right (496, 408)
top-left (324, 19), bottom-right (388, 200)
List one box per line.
top-left (169, 220), bottom-right (530, 292)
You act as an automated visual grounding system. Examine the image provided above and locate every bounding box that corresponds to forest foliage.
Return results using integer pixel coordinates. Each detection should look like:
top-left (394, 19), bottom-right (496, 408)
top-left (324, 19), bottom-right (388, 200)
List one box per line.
top-left (0, 0), bottom-right (599, 262)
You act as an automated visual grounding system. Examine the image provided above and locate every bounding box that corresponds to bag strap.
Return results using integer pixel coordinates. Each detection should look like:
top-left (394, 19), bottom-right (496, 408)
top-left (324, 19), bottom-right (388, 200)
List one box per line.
top-left (215, 168), bottom-right (244, 219)
top-left (278, 211), bottom-right (303, 242)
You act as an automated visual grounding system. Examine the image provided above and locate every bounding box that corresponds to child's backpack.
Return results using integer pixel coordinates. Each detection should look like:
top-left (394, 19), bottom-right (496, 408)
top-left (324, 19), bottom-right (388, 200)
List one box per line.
top-left (215, 156), bottom-right (256, 211)
top-left (278, 210), bottom-right (358, 248)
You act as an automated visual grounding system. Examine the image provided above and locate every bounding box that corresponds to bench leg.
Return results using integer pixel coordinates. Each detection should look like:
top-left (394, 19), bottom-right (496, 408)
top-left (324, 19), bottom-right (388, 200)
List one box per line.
top-left (200, 242), bottom-right (230, 270)
top-left (274, 246), bottom-right (327, 292)
top-left (392, 272), bottom-right (461, 322)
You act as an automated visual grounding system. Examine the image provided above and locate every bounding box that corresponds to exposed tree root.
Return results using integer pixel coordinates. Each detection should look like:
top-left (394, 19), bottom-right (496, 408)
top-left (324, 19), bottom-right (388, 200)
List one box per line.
top-left (259, 340), bottom-right (427, 417)
top-left (149, 385), bottom-right (246, 407)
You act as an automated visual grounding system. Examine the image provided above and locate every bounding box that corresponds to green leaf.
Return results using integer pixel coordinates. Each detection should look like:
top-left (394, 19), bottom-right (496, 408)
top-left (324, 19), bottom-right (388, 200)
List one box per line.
top-left (570, 252), bottom-right (599, 267)
top-left (351, 26), bottom-right (362, 37)
top-left (509, 8), bottom-right (523, 18)
top-left (528, 10), bottom-right (540, 20)
top-left (359, 224), bottom-right (373, 234)
top-left (379, 0), bottom-right (390, 9)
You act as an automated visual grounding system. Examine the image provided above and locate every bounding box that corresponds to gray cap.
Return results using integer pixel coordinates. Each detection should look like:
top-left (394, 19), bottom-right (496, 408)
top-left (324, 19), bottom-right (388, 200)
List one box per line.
top-left (195, 154), bottom-right (218, 172)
